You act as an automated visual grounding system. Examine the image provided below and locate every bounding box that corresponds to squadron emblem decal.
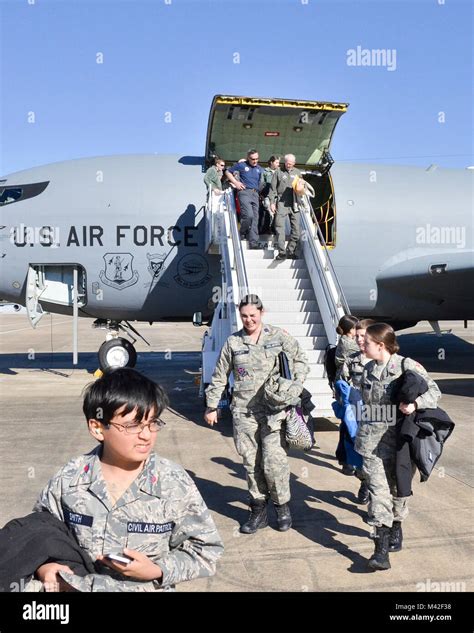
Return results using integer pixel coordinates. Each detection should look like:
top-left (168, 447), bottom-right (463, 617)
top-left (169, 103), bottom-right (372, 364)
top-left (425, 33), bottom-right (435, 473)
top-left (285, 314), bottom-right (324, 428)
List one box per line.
top-left (146, 252), bottom-right (166, 280)
top-left (174, 254), bottom-right (211, 289)
top-left (99, 253), bottom-right (139, 290)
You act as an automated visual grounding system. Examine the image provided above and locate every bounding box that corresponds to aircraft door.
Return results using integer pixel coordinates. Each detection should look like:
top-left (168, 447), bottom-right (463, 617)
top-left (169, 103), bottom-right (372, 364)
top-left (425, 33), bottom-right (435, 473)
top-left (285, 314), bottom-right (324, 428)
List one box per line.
top-left (26, 264), bottom-right (87, 328)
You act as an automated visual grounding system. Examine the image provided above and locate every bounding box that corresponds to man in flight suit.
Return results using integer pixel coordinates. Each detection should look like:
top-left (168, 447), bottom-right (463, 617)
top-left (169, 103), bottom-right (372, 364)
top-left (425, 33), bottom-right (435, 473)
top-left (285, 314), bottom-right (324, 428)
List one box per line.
top-left (269, 153), bottom-right (302, 260)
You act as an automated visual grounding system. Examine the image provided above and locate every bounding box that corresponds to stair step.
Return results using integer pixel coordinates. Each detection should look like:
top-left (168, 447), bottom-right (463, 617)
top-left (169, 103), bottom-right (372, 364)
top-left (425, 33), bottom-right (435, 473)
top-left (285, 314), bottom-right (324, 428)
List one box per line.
top-left (245, 259), bottom-right (306, 270)
top-left (267, 312), bottom-right (321, 324)
top-left (247, 268), bottom-right (309, 280)
top-left (247, 288), bottom-right (316, 302)
top-left (274, 323), bottom-right (326, 336)
top-left (294, 337), bottom-right (328, 353)
top-left (249, 278), bottom-right (313, 290)
top-left (305, 349), bottom-right (328, 364)
top-left (305, 376), bottom-right (333, 391)
top-left (262, 300), bottom-right (319, 313)
top-left (307, 364), bottom-right (325, 378)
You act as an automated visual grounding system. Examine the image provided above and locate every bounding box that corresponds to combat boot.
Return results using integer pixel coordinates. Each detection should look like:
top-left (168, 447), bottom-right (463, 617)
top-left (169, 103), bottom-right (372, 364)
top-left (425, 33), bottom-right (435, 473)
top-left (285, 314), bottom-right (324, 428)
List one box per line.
top-left (389, 521), bottom-right (403, 552)
top-left (274, 503), bottom-right (292, 531)
top-left (368, 525), bottom-right (391, 571)
top-left (240, 499), bottom-right (268, 534)
top-left (357, 481), bottom-right (370, 504)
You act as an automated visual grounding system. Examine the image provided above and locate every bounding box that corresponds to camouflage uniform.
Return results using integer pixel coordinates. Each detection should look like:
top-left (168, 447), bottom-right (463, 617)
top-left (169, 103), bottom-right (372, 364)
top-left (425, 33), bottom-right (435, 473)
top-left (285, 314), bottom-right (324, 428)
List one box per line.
top-left (32, 447), bottom-right (224, 591)
top-left (354, 354), bottom-right (441, 528)
top-left (268, 167), bottom-right (302, 256)
top-left (335, 350), bottom-right (370, 389)
top-left (206, 324), bottom-right (309, 505)
top-left (335, 350), bottom-right (373, 516)
top-left (334, 335), bottom-right (360, 369)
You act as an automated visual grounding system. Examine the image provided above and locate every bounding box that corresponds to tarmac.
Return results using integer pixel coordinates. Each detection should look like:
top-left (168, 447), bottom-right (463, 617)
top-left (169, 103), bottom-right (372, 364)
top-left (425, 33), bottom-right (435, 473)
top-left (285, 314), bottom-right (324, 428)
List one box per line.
top-left (0, 314), bottom-right (472, 593)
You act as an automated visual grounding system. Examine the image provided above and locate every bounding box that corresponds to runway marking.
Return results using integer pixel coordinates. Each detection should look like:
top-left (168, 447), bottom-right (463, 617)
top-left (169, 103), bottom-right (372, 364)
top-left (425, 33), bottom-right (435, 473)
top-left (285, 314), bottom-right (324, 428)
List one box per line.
top-left (0, 319), bottom-right (71, 334)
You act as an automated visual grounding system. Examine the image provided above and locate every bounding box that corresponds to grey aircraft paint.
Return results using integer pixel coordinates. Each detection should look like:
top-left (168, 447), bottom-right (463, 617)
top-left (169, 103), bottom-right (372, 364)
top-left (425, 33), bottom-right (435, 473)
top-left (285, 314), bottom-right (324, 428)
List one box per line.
top-left (0, 154), bottom-right (472, 325)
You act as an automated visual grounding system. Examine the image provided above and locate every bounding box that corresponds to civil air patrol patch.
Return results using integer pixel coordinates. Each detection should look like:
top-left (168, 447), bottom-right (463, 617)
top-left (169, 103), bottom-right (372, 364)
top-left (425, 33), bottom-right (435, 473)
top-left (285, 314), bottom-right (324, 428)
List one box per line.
top-left (127, 521), bottom-right (175, 534)
top-left (237, 367), bottom-right (249, 378)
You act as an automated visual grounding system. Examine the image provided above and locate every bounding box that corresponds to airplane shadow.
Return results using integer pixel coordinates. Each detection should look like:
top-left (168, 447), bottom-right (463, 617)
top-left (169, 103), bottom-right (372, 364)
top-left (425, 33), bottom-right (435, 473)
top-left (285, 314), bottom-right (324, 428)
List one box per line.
top-left (0, 352), bottom-right (98, 375)
top-left (435, 378), bottom-right (474, 398)
top-left (398, 332), bottom-right (474, 375)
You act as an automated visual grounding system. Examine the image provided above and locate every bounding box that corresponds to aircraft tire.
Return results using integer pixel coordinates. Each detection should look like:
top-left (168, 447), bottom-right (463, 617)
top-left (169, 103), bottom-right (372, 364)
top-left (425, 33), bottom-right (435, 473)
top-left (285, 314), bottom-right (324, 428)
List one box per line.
top-left (98, 337), bottom-right (137, 371)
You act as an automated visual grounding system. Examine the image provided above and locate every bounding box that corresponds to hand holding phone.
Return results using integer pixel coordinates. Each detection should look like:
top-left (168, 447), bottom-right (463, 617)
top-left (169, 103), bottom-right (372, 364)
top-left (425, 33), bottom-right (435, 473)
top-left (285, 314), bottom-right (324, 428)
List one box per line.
top-left (105, 553), bottom-right (133, 564)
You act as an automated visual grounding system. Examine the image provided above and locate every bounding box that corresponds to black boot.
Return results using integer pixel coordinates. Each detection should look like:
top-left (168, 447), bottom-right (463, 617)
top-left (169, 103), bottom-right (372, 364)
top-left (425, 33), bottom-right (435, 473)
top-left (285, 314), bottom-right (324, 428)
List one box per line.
top-left (357, 481), bottom-right (370, 505)
top-left (368, 525), bottom-right (391, 571)
top-left (342, 464), bottom-right (356, 476)
top-left (274, 503), bottom-right (292, 531)
top-left (240, 499), bottom-right (268, 534)
top-left (389, 521), bottom-right (403, 552)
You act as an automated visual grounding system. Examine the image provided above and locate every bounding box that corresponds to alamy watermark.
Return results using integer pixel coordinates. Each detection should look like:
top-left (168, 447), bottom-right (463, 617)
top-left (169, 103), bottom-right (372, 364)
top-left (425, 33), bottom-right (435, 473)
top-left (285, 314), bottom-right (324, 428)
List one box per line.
top-left (416, 578), bottom-right (466, 592)
top-left (416, 224), bottom-right (466, 249)
top-left (347, 46), bottom-right (397, 71)
top-left (351, 402), bottom-right (397, 425)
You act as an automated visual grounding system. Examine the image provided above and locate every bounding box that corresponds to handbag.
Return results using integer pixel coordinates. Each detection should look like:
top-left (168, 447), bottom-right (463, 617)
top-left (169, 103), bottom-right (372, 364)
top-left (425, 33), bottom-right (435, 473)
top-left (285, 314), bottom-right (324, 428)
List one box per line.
top-left (278, 352), bottom-right (313, 451)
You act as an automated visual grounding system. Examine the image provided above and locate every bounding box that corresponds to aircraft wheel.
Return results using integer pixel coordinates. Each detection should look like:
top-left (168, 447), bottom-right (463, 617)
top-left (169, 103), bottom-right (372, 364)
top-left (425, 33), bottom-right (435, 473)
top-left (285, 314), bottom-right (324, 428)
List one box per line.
top-left (98, 337), bottom-right (137, 371)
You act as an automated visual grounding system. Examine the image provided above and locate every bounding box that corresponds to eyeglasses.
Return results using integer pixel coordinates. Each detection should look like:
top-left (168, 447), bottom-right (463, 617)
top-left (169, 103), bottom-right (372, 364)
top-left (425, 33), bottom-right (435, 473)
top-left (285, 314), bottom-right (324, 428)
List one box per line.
top-left (103, 419), bottom-right (166, 434)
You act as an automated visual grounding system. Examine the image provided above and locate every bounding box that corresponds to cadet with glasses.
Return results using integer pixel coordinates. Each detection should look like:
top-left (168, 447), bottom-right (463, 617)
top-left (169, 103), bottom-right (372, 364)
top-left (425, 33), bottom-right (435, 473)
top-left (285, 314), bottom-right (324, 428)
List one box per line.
top-left (33, 368), bottom-right (223, 592)
top-left (204, 295), bottom-right (309, 533)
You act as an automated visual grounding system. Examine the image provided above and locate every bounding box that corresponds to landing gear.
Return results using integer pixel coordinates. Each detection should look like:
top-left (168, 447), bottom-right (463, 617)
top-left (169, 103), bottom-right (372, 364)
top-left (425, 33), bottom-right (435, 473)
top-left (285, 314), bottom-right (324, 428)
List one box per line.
top-left (98, 337), bottom-right (137, 370)
top-left (93, 319), bottom-right (150, 371)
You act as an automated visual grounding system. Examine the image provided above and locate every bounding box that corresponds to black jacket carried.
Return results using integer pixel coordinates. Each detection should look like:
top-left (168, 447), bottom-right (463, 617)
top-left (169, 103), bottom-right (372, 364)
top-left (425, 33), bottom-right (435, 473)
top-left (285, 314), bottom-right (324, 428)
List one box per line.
top-left (0, 511), bottom-right (96, 592)
top-left (391, 370), bottom-right (455, 497)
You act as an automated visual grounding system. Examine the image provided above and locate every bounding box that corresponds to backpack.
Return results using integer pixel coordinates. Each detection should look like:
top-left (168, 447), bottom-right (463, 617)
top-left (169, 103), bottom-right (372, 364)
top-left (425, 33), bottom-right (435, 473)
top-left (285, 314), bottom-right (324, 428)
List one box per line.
top-left (324, 345), bottom-right (337, 391)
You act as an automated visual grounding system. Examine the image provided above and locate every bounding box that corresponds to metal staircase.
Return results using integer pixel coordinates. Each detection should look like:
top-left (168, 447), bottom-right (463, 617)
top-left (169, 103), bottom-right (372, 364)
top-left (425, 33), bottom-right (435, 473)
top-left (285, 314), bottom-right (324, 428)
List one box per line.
top-left (201, 188), bottom-right (350, 417)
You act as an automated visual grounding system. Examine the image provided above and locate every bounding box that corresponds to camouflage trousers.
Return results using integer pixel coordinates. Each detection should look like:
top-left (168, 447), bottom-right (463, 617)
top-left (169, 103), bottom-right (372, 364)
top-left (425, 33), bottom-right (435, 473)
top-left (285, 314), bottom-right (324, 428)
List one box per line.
top-left (356, 421), bottom-right (410, 528)
top-left (232, 411), bottom-right (290, 505)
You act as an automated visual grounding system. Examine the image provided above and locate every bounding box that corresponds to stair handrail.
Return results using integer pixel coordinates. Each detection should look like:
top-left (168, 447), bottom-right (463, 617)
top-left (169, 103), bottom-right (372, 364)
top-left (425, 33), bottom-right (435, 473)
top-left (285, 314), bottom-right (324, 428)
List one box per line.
top-left (299, 194), bottom-right (349, 343)
top-left (222, 189), bottom-right (249, 301)
top-left (309, 199), bottom-right (351, 315)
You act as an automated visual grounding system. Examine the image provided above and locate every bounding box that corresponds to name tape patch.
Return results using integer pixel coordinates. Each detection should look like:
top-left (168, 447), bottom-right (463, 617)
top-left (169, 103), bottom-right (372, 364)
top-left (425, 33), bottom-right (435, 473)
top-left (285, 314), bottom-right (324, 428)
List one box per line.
top-left (127, 521), bottom-right (175, 534)
top-left (63, 509), bottom-right (94, 527)
top-left (233, 350), bottom-right (249, 356)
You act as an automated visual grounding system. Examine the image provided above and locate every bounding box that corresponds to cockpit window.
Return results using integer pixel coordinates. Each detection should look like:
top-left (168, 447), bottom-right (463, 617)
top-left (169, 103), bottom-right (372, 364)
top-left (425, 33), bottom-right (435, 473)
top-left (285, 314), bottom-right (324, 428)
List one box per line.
top-left (0, 181), bottom-right (49, 206)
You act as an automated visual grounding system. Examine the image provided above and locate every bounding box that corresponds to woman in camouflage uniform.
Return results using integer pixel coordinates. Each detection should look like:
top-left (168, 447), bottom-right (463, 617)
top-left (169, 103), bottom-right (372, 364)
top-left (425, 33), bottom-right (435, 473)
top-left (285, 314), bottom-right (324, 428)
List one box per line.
top-left (355, 323), bottom-right (441, 571)
top-left (336, 318), bottom-right (376, 505)
top-left (205, 295), bottom-right (309, 534)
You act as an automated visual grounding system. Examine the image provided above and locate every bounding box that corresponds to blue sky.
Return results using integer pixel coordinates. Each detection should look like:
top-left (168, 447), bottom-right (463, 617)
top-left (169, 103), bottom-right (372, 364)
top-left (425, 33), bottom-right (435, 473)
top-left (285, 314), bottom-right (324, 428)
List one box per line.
top-left (1, 0), bottom-right (472, 174)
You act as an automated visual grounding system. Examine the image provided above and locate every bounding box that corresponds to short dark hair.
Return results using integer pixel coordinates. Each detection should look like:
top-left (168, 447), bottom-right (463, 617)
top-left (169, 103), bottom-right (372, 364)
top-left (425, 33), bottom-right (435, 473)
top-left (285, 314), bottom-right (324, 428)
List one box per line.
top-left (213, 156), bottom-right (225, 166)
top-left (336, 315), bottom-right (359, 336)
top-left (365, 323), bottom-right (400, 354)
top-left (239, 294), bottom-right (263, 311)
top-left (82, 368), bottom-right (169, 426)
top-left (268, 155), bottom-right (280, 165)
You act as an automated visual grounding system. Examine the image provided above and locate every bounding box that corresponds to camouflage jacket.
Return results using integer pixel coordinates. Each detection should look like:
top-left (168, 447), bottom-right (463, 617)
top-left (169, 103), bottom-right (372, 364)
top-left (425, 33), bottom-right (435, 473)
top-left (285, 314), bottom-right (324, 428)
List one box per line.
top-left (268, 167), bottom-right (302, 210)
top-left (33, 447), bottom-right (224, 592)
top-left (335, 350), bottom-right (370, 389)
top-left (360, 354), bottom-right (441, 409)
top-left (205, 323), bottom-right (309, 415)
top-left (355, 354), bottom-right (442, 457)
top-left (334, 335), bottom-right (360, 368)
top-left (203, 166), bottom-right (223, 191)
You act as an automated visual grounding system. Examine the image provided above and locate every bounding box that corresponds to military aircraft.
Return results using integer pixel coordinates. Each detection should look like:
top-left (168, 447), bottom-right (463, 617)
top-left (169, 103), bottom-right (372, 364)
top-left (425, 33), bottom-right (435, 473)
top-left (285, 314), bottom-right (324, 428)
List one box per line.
top-left (0, 95), bottom-right (472, 368)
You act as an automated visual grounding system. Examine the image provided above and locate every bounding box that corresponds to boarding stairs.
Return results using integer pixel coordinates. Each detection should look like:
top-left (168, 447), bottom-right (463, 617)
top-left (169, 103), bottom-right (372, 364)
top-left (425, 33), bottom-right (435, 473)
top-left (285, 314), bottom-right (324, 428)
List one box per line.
top-left (201, 189), bottom-right (350, 417)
